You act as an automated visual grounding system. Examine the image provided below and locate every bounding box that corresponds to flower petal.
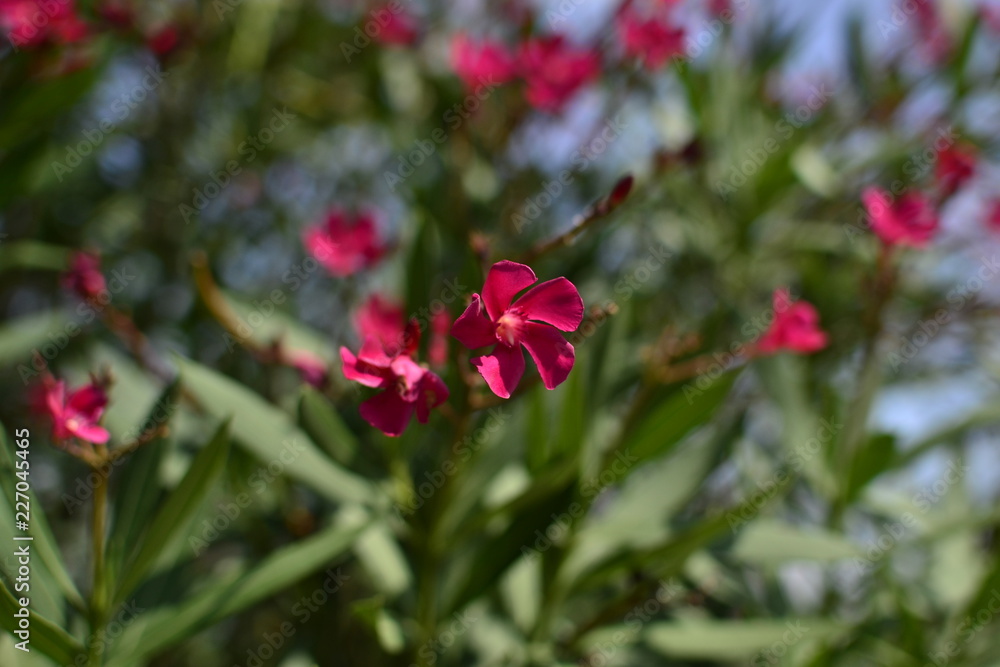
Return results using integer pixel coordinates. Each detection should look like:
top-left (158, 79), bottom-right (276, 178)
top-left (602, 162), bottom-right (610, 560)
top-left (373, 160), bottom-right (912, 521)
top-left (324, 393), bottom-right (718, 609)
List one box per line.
top-left (340, 346), bottom-right (387, 388)
top-left (471, 343), bottom-right (525, 399)
top-left (67, 384), bottom-right (108, 419)
top-left (415, 371), bottom-right (449, 423)
top-left (451, 294), bottom-right (497, 349)
top-left (45, 380), bottom-right (66, 419)
top-left (520, 322), bottom-right (575, 390)
top-left (359, 390), bottom-right (416, 437)
top-left (482, 261), bottom-right (537, 321)
top-left (69, 423), bottom-right (110, 445)
top-left (512, 277), bottom-right (584, 332)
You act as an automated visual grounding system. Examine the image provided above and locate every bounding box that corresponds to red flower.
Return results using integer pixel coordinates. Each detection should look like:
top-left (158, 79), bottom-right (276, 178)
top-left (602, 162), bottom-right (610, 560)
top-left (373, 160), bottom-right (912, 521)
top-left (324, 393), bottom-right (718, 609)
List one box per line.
top-left (304, 208), bottom-right (387, 277)
top-left (372, 5), bottom-right (419, 46)
top-left (355, 293), bottom-right (406, 351)
top-left (452, 261), bottom-right (583, 398)
top-left (39, 379), bottom-right (110, 444)
top-left (340, 338), bottom-right (448, 436)
top-left (862, 187), bottom-right (939, 248)
top-left (450, 34), bottom-right (517, 91)
top-left (517, 36), bottom-right (600, 112)
top-left (935, 144), bottom-right (976, 198)
top-left (147, 24), bottom-right (179, 57)
top-left (0, 0), bottom-right (88, 49)
top-left (756, 289), bottom-right (827, 355)
top-left (62, 251), bottom-right (107, 301)
top-left (618, 9), bottom-right (686, 69)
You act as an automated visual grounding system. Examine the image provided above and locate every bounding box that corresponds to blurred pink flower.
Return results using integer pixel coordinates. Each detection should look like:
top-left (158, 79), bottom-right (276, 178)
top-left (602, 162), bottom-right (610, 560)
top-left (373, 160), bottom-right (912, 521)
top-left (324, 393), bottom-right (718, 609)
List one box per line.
top-left (372, 4), bottom-right (419, 46)
top-left (340, 339), bottom-right (448, 436)
top-left (914, 0), bottom-right (951, 63)
top-left (935, 144), bottom-right (976, 198)
top-left (38, 379), bottom-right (110, 444)
top-left (452, 260), bottom-right (583, 398)
top-left (429, 309), bottom-right (451, 368)
top-left (862, 187), bottom-right (939, 248)
top-left (0, 0), bottom-right (88, 49)
top-left (286, 351), bottom-right (329, 389)
top-left (62, 251), bottom-right (107, 301)
top-left (756, 289), bottom-right (828, 355)
top-left (618, 8), bottom-right (686, 68)
top-left (304, 208), bottom-right (387, 277)
top-left (450, 34), bottom-right (517, 90)
top-left (147, 24), bottom-right (179, 57)
top-left (517, 36), bottom-right (600, 112)
top-left (355, 294), bottom-right (406, 350)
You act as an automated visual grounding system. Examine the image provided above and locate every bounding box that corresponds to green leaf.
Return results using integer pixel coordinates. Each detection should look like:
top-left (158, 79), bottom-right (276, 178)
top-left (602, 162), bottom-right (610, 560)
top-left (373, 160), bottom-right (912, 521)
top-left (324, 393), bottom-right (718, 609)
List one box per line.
top-left (643, 618), bottom-right (845, 661)
top-left (0, 423), bottom-right (84, 611)
top-left (846, 433), bottom-right (897, 503)
top-left (0, 581), bottom-right (84, 665)
top-left (114, 420), bottom-right (231, 604)
top-left (0, 242), bottom-right (69, 272)
top-left (731, 520), bottom-right (861, 565)
top-left (626, 371), bottom-right (737, 465)
top-left (223, 291), bottom-right (335, 363)
top-left (177, 356), bottom-right (377, 506)
top-left (108, 515), bottom-right (367, 664)
top-left (0, 311), bottom-right (72, 369)
top-left (297, 386), bottom-right (357, 465)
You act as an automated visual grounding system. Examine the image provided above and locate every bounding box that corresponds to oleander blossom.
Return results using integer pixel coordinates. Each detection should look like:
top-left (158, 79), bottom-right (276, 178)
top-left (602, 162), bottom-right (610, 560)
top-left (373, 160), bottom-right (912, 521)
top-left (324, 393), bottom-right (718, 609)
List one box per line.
top-left (0, 0), bottom-right (88, 49)
top-left (62, 251), bottom-right (107, 301)
top-left (517, 36), bottom-right (600, 112)
top-left (285, 351), bottom-right (329, 389)
top-left (304, 208), bottom-right (388, 277)
top-left (617, 8), bottom-right (686, 69)
top-left (451, 261), bottom-right (583, 398)
top-left (450, 34), bottom-right (517, 90)
top-left (371, 4), bottom-right (419, 46)
top-left (756, 289), bottom-right (828, 355)
top-left (985, 199), bottom-right (1000, 233)
top-left (340, 339), bottom-right (448, 437)
top-left (862, 187), bottom-right (939, 248)
top-left (39, 378), bottom-right (110, 445)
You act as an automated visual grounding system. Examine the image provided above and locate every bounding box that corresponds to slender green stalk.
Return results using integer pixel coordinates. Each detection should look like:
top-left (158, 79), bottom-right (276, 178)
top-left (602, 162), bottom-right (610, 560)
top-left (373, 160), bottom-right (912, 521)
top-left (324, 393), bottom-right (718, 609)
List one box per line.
top-left (86, 465), bottom-right (110, 666)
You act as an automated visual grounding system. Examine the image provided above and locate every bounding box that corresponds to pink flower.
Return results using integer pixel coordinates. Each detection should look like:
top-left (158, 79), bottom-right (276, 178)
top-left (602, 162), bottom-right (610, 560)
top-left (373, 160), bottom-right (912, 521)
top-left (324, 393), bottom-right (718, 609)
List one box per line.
top-left (62, 251), bottom-right (107, 301)
top-left (935, 144), bottom-right (976, 198)
top-left (340, 338), bottom-right (448, 436)
top-left (429, 309), bottom-right (451, 368)
top-left (451, 261), bottom-right (583, 398)
top-left (304, 208), bottom-right (388, 277)
top-left (355, 293), bottom-right (406, 351)
top-left (0, 0), bottom-right (88, 48)
top-left (450, 34), bottom-right (517, 91)
top-left (147, 24), bottom-right (179, 57)
top-left (914, 0), bottom-right (951, 63)
top-left (618, 9), bottom-right (686, 69)
top-left (862, 187), bottom-right (939, 248)
top-left (39, 379), bottom-right (110, 444)
top-left (517, 36), bottom-right (600, 112)
top-left (756, 289), bottom-right (828, 355)
top-left (286, 351), bottom-right (329, 389)
top-left (371, 5), bottom-right (419, 46)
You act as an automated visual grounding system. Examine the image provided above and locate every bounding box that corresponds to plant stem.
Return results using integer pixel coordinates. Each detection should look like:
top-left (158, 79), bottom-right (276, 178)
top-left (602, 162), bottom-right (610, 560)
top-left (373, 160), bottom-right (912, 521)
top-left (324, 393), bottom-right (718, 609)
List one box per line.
top-left (87, 464), bottom-right (110, 666)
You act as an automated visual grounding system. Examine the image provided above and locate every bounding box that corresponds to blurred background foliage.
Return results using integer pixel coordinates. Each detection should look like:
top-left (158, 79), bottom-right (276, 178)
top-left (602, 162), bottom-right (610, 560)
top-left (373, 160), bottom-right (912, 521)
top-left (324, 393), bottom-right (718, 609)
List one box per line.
top-left (2, 0), bottom-right (1000, 665)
